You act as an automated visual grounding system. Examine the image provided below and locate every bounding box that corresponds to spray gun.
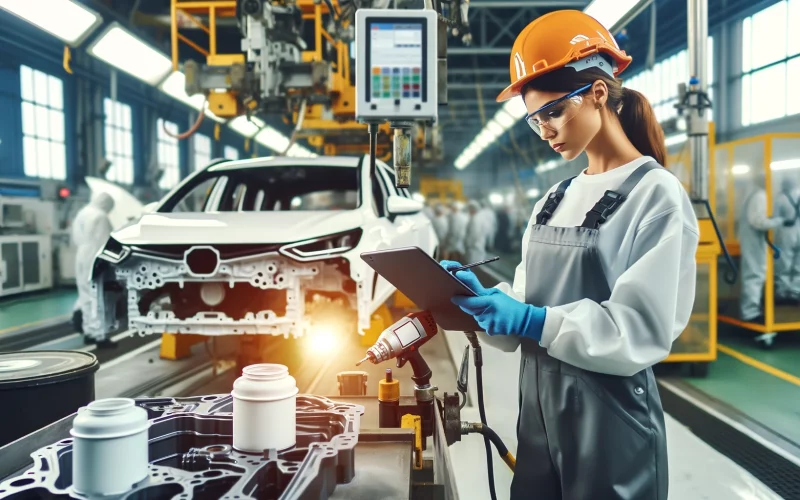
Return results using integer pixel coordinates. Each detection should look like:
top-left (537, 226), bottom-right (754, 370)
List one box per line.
top-left (357, 310), bottom-right (515, 500)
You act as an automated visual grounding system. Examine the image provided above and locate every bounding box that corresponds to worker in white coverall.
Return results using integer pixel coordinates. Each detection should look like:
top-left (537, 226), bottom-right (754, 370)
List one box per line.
top-left (71, 192), bottom-right (115, 346)
top-left (444, 201), bottom-right (468, 261)
top-left (775, 176), bottom-right (800, 304)
top-left (738, 174), bottom-right (788, 322)
top-left (479, 200), bottom-right (497, 251)
top-left (430, 203), bottom-right (450, 257)
top-left (465, 200), bottom-right (489, 263)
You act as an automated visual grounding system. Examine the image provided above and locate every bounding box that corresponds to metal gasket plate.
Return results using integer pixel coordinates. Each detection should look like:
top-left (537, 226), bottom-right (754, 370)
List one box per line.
top-left (0, 394), bottom-right (363, 499)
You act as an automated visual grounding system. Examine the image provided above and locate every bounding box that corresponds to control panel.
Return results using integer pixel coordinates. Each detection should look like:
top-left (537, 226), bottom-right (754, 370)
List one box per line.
top-left (355, 9), bottom-right (438, 123)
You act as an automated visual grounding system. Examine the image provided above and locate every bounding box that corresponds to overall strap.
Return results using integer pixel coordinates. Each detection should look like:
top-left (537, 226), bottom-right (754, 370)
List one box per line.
top-left (581, 161), bottom-right (661, 229)
top-left (535, 176), bottom-right (575, 225)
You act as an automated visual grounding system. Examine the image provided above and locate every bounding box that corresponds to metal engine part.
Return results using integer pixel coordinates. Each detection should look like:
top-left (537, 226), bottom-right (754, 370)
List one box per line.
top-left (0, 394), bottom-right (364, 499)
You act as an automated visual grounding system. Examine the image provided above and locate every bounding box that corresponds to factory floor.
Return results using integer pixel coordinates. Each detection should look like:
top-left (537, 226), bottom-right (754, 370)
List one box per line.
top-left (0, 287), bottom-right (76, 332)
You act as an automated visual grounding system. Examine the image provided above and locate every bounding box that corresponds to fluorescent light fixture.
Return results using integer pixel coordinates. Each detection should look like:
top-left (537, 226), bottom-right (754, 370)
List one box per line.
top-left (159, 71), bottom-right (225, 123)
top-left (494, 111), bottom-right (516, 129)
top-left (665, 133), bottom-right (688, 148)
top-left (0, 0), bottom-right (102, 46)
top-left (527, 188), bottom-right (541, 198)
top-left (88, 23), bottom-right (172, 86)
top-left (412, 192), bottom-right (425, 202)
top-left (475, 135), bottom-right (491, 148)
top-left (503, 99), bottom-right (528, 119)
top-left (536, 160), bottom-right (560, 173)
top-left (731, 164), bottom-right (750, 176)
top-left (771, 159), bottom-right (800, 171)
top-left (479, 128), bottom-right (498, 142)
top-left (256, 126), bottom-right (291, 153)
top-left (584, 0), bottom-right (641, 30)
top-left (487, 120), bottom-right (504, 137)
top-left (489, 193), bottom-right (503, 206)
top-left (229, 115), bottom-right (265, 137)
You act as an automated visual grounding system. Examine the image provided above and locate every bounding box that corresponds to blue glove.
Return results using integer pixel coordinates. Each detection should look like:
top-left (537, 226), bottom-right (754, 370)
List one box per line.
top-left (450, 270), bottom-right (546, 341)
top-left (439, 260), bottom-right (464, 272)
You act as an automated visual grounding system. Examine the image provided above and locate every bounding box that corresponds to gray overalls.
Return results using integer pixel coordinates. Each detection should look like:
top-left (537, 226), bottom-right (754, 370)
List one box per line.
top-left (511, 162), bottom-right (668, 500)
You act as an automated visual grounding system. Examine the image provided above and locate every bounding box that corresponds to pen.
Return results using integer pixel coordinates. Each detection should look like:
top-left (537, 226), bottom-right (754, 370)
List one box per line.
top-left (449, 256), bottom-right (500, 273)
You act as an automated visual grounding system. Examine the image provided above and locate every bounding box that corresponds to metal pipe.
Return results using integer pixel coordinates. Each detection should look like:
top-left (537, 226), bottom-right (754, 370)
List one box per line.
top-left (688, 0), bottom-right (710, 200)
top-left (448, 47), bottom-right (509, 55)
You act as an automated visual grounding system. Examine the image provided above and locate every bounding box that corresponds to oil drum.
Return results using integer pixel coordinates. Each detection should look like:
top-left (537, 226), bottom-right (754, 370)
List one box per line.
top-left (0, 350), bottom-right (99, 446)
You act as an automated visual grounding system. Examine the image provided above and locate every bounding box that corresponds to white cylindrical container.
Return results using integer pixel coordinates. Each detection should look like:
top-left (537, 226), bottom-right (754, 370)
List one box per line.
top-left (232, 363), bottom-right (298, 453)
top-left (70, 398), bottom-right (149, 496)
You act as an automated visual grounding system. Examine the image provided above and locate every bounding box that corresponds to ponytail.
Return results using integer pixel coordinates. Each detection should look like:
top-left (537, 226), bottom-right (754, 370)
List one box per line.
top-left (618, 87), bottom-right (667, 166)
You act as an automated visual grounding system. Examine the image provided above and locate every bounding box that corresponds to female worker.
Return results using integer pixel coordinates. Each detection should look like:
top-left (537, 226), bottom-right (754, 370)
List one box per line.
top-left (443, 10), bottom-right (699, 500)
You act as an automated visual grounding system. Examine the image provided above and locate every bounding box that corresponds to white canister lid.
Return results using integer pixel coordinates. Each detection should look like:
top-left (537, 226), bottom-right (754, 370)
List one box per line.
top-left (70, 398), bottom-right (150, 440)
top-left (232, 364), bottom-right (299, 402)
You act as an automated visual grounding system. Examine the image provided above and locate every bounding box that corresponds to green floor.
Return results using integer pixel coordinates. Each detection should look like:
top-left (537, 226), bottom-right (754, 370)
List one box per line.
top-left (0, 288), bottom-right (77, 331)
top-left (685, 330), bottom-right (800, 446)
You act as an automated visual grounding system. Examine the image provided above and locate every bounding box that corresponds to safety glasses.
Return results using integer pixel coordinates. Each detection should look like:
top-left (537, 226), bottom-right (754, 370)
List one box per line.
top-left (525, 83), bottom-right (593, 137)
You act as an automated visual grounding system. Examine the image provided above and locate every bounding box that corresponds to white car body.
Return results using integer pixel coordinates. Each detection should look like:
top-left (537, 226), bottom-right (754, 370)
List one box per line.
top-left (87, 155), bottom-right (438, 339)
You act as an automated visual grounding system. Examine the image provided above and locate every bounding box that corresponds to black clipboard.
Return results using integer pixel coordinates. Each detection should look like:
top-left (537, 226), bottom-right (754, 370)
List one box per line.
top-left (360, 246), bottom-right (481, 331)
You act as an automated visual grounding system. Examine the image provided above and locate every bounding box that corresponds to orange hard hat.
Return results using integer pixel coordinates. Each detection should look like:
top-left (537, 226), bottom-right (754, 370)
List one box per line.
top-left (496, 10), bottom-right (633, 102)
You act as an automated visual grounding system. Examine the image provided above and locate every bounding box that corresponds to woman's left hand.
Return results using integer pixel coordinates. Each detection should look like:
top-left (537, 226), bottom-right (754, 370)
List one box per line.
top-left (451, 271), bottom-right (546, 340)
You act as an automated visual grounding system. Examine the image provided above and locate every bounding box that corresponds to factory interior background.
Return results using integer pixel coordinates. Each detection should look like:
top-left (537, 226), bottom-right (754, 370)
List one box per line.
top-left (1, 0), bottom-right (800, 498)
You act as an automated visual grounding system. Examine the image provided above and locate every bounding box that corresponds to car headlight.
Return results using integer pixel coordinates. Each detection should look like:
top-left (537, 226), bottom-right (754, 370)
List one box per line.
top-left (279, 229), bottom-right (362, 262)
top-left (97, 237), bottom-right (131, 264)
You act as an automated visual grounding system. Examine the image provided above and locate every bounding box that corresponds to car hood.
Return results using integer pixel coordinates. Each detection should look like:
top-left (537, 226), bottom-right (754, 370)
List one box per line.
top-left (111, 211), bottom-right (365, 245)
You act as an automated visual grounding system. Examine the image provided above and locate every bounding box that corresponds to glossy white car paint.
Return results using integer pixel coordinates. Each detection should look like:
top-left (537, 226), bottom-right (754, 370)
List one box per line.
top-left (87, 155), bottom-right (438, 339)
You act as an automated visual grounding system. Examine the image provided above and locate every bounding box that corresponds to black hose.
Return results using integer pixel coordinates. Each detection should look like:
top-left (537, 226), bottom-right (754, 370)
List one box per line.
top-left (466, 332), bottom-right (497, 500)
top-left (695, 198), bottom-right (738, 284)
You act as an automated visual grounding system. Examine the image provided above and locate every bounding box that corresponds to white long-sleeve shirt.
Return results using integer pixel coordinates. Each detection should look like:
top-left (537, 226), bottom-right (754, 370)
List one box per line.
top-left (483, 156), bottom-right (700, 377)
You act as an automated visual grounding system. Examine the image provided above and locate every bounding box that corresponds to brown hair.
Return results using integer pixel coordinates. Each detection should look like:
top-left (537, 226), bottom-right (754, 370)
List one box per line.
top-left (521, 66), bottom-right (667, 166)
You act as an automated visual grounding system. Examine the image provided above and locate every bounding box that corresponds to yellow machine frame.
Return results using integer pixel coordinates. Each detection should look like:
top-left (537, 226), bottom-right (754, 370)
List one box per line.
top-left (661, 123), bottom-right (720, 363)
top-left (715, 132), bottom-right (800, 335)
top-left (170, 0), bottom-right (394, 157)
top-left (419, 178), bottom-right (465, 202)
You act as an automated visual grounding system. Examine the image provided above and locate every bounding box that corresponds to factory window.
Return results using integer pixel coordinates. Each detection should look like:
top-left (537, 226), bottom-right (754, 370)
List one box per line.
top-left (194, 133), bottom-right (212, 171)
top-left (19, 65), bottom-right (66, 180)
top-left (224, 145), bottom-right (239, 160)
top-left (103, 98), bottom-right (134, 185)
top-left (157, 119), bottom-right (180, 189)
top-left (622, 37), bottom-right (714, 124)
top-left (740, 0), bottom-right (800, 126)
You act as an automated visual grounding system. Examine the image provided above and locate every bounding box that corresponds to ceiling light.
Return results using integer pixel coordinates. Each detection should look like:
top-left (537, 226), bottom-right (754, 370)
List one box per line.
top-left (88, 23), bottom-right (172, 86)
top-left (503, 98), bottom-right (528, 119)
top-left (527, 188), bottom-right (541, 198)
top-left (731, 164), bottom-right (750, 176)
top-left (0, 0), bottom-right (102, 46)
top-left (256, 126), bottom-right (291, 153)
top-left (665, 133), bottom-right (688, 147)
top-left (494, 111), bottom-right (516, 129)
top-left (584, 0), bottom-right (643, 30)
top-left (159, 71), bottom-right (225, 123)
top-left (479, 128), bottom-right (498, 143)
top-left (229, 116), bottom-right (265, 137)
top-left (475, 135), bottom-right (491, 148)
top-left (771, 159), bottom-right (800, 171)
top-left (489, 193), bottom-right (503, 205)
top-left (486, 120), bottom-right (504, 136)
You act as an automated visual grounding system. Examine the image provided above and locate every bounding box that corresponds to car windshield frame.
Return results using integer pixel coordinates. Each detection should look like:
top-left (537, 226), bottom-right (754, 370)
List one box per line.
top-left (158, 162), bottom-right (363, 213)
